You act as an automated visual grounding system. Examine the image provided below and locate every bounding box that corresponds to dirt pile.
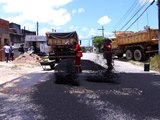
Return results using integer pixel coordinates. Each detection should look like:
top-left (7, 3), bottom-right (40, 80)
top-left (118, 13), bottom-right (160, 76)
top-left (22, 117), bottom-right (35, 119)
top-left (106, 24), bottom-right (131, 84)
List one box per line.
top-left (13, 52), bottom-right (42, 65)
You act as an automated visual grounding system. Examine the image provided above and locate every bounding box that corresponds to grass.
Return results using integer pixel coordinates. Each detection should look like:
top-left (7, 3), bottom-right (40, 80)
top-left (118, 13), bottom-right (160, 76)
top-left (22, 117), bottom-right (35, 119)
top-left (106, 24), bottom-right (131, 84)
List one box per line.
top-left (126, 55), bottom-right (160, 72)
top-left (150, 55), bottom-right (160, 72)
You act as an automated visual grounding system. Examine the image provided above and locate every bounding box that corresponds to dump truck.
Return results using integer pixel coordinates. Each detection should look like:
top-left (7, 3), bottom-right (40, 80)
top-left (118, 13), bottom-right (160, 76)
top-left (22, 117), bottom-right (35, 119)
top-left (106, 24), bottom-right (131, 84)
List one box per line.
top-left (111, 28), bottom-right (158, 61)
top-left (41, 31), bottom-right (78, 70)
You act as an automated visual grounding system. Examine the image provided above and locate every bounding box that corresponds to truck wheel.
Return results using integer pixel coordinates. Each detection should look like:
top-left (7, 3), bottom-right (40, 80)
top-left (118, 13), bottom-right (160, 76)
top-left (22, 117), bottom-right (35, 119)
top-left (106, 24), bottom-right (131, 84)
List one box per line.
top-left (134, 49), bottom-right (145, 61)
top-left (126, 49), bottom-right (133, 60)
top-left (50, 64), bottom-right (55, 70)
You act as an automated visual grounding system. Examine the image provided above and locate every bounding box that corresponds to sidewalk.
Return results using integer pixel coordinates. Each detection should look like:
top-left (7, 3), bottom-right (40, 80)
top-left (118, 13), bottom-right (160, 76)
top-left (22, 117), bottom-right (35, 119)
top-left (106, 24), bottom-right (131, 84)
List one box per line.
top-left (0, 61), bottom-right (43, 85)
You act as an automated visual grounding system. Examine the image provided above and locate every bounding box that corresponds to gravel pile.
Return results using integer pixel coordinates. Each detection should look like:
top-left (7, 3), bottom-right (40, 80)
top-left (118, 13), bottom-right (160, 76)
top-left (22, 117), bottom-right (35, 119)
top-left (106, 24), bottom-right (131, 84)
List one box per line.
top-left (13, 53), bottom-right (41, 65)
top-left (54, 58), bottom-right (78, 85)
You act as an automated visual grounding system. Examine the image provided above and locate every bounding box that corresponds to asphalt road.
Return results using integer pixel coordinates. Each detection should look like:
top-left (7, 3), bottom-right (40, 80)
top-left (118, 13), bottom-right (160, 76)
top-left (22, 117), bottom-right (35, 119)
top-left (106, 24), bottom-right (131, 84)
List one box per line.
top-left (0, 53), bottom-right (160, 120)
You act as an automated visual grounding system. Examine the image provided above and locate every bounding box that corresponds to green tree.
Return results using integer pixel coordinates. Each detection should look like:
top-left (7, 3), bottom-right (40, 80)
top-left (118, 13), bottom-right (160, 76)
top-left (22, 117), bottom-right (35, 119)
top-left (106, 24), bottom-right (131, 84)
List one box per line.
top-left (93, 36), bottom-right (104, 52)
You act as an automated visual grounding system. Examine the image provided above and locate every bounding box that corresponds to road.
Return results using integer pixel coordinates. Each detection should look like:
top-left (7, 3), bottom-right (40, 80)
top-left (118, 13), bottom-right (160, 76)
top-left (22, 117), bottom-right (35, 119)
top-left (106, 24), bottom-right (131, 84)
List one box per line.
top-left (0, 53), bottom-right (160, 120)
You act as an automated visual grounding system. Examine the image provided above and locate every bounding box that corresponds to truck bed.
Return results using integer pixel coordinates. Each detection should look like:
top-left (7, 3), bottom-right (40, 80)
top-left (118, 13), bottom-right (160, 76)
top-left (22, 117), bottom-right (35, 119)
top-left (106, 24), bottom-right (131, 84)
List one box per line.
top-left (46, 31), bottom-right (78, 46)
top-left (116, 29), bottom-right (158, 46)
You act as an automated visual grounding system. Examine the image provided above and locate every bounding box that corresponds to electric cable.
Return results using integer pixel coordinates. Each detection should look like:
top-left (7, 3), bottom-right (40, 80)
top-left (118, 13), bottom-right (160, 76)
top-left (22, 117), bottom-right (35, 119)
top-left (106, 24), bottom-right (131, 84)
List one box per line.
top-left (119, 0), bottom-right (151, 31)
top-left (124, 0), bottom-right (155, 31)
top-left (113, 0), bottom-right (138, 30)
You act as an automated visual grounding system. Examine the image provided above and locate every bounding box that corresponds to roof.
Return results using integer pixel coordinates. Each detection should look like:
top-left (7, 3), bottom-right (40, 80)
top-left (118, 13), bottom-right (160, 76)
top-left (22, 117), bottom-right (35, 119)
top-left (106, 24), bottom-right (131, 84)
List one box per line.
top-left (25, 35), bottom-right (46, 42)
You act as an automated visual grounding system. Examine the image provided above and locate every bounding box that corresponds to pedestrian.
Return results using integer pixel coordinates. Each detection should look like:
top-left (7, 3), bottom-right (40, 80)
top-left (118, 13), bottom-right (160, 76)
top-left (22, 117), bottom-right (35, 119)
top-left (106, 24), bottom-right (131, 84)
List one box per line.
top-left (72, 40), bottom-right (83, 73)
top-left (10, 43), bottom-right (15, 61)
top-left (18, 44), bottom-right (25, 54)
top-left (3, 43), bottom-right (10, 63)
top-left (101, 38), bottom-right (113, 70)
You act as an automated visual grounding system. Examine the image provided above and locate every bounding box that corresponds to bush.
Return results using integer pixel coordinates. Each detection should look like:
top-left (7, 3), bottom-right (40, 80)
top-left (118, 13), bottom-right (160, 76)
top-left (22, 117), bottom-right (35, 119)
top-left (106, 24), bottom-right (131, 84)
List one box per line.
top-left (150, 55), bottom-right (160, 72)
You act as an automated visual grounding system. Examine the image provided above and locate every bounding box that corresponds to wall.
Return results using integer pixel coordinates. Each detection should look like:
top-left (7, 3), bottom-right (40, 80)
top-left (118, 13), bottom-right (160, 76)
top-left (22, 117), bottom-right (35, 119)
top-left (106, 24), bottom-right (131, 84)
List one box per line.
top-left (0, 18), bottom-right (10, 61)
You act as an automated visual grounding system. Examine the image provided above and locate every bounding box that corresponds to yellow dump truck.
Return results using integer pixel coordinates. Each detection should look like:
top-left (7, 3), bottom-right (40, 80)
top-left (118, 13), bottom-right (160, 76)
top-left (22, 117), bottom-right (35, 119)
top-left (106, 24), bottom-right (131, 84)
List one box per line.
top-left (40, 31), bottom-right (78, 70)
top-left (46, 31), bottom-right (78, 62)
top-left (112, 28), bottom-right (158, 61)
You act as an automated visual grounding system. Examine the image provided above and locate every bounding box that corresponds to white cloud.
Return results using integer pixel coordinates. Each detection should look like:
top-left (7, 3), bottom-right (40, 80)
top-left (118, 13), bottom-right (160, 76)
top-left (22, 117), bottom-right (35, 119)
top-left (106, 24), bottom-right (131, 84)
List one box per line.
top-left (69, 26), bottom-right (78, 31)
top-left (72, 9), bottom-right (76, 14)
top-left (104, 31), bottom-right (114, 37)
top-left (82, 27), bottom-right (88, 31)
top-left (97, 16), bottom-right (111, 26)
top-left (78, 8), bottom-right (85, 13)
top-left (88, 28), bottom-right (97, 36)
top-left (0, 0), bottom-right (73, 33)
top-left (78, 34), bottom-right (85, 39)
top-left (71, 8), bottom-right (85, 14)
top-left (39, 28), bottom-right (50, 36)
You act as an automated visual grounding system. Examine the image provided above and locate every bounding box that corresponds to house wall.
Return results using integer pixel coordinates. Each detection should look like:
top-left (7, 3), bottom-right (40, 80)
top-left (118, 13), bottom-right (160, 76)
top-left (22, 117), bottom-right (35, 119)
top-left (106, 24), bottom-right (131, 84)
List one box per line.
top-left (0, 19), bottom-right (10, 61)
top-left (0, 18), bottom-right (37, 61)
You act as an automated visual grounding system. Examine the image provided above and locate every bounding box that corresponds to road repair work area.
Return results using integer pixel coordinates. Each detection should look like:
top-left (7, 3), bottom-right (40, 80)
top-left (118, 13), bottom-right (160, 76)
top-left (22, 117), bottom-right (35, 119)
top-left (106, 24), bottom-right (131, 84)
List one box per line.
top-left (0, 52), bottom-right (158, 85)
top-left (0, 52), bottom-right (160, 120)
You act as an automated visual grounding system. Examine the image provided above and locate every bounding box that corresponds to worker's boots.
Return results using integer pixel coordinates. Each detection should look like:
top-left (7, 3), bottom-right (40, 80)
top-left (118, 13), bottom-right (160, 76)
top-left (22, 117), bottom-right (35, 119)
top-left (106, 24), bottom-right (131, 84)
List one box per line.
top-left (107, 65), bottom-right (113, 71)
top-left (75, 65), bottom-right (82, 73)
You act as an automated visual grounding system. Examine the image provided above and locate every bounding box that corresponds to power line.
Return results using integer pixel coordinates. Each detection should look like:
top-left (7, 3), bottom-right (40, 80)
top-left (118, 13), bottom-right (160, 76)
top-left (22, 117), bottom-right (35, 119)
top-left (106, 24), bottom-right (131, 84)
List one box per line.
top-left (124, 0), bottom-right (155, 31)
top-left (119, 0), bottom-right (150, 31)
top-left (113, 0), bottom-right (138, 30)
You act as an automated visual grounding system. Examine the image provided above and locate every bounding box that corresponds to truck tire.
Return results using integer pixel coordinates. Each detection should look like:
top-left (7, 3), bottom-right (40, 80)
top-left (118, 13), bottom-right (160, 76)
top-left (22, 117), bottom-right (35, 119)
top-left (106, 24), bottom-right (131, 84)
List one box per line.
top-left (50, 64), bottom-right (55, 70)
top-left (126, 49), bottom-right (133, 60)
top-left (133, 49), bottom-right (145, 61)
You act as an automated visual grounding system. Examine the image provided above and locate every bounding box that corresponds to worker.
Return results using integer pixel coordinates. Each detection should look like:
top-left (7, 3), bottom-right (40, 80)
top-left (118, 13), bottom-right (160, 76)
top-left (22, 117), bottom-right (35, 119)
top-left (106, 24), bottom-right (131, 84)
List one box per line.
top-left (101, 38), bottom-right (113, 70)
top-left (72, 40), bottom-right (83, 73)
top-left (18, 44), bottom-right (25, 54)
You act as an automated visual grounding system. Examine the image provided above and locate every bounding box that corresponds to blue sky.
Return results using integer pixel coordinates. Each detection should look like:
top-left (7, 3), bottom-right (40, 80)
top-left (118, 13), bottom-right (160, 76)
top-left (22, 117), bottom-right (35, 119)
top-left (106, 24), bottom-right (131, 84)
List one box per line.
top-left (0, 0), bottom-right (158, 46)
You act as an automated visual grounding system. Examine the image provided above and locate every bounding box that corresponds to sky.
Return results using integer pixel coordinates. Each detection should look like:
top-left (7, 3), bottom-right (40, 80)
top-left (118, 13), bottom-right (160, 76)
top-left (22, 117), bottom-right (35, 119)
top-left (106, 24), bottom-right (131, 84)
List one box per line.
top-left (0, 0), bottom-right (158, 46)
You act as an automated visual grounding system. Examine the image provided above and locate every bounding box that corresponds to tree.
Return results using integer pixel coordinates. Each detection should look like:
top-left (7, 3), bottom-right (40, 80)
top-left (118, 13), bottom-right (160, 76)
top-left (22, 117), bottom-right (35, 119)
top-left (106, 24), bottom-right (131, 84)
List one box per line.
top-left (93, 36), bottom-right (104, 52)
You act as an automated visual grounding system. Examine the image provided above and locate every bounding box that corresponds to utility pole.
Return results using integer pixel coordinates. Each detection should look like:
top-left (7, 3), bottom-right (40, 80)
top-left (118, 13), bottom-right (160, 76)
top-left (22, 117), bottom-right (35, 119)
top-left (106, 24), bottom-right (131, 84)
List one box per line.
top-left (157, 0), bottom-right (160, 55)
top-left (98, 26), bottom-right (104, 38)
top-left (36, 22), bottom-right (39, 35)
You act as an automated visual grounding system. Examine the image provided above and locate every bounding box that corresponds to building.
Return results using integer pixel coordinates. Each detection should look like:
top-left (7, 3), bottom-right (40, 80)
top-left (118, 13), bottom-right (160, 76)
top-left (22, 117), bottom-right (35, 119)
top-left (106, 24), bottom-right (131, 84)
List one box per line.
top-left (9, 23), bottom-right (23, 46)
top-left (0, 18), bottom-right (10, 61)
top-left (25, 35), bottom-right (48, 54)
top-left (9, 23), bottom-right (36, 58)
top-left (0, 18), bottom-right (37, 61)
top-left (10, 23), bottom-right (36, 46)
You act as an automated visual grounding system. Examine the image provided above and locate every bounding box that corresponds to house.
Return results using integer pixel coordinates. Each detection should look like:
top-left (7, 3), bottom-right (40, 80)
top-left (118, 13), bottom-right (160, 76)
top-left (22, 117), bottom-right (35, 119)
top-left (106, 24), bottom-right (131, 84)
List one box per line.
top-left (9, 23), bottom-right (36, 57)
top-left (0, 18), bottom-right (37, 61)
top-left (25, 35), bottom-right (48, 54)
top-left (0, 18), bottom-right (10, 61)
